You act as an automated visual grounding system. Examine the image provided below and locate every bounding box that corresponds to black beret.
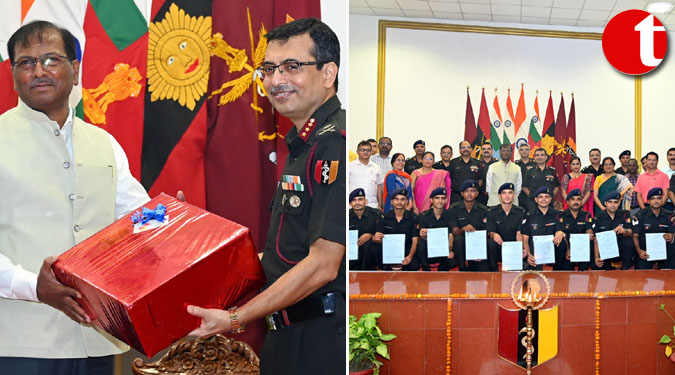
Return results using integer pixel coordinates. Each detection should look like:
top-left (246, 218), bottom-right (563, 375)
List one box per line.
top-left (498, 182), bottom-right (514, 194)
top-left (566, 188), bottom-right (581, 200)
top-left (619, 150), bottom-right (631, 158)
top-left (647, 187), bottom-right (663, 200)
top-left (413, 139), bottom-right (425, 147)
top-left (534, 186), bottom-right (551, 197)
top-left (460, 180), bottom-right (478, 192)
top-left (349, 188), bottom-right (365, 202)
top-left (391, 187), bottom-right (408, 198)
top-left (429, 187), bottom-right (447, 198)
top-left (602, 190), bottom-right (621, 202)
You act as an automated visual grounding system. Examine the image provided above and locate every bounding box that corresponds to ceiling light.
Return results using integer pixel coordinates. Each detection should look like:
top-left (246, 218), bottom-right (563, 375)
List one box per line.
top-left (647, 2), bottom-right (673, 14)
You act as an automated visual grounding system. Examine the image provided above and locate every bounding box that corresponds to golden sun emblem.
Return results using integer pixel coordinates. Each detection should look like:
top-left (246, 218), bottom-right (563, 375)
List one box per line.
top-left (147, 3), bottom-right (212, 110)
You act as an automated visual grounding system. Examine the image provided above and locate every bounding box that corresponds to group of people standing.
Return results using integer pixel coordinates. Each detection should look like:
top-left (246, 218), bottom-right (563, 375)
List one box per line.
top-left (349, 136), bottom-right (675, 272)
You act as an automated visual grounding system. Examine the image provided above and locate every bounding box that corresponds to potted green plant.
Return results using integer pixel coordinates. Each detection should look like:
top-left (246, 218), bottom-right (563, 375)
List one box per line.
top-left (658, 304), bottom-right (675, 363)
top-left (349, 312), bottom-right (396, 375)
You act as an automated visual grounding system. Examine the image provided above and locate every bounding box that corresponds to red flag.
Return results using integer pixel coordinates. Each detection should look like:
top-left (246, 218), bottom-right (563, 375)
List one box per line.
top-left (541, 92), bottom-right (555, 163)
top-left (552, 94), bottom-right (567, 176)
top-left (477, 88), bottom-right (492, 139)
top-left (464, 89), bottom-right (476, 143)
top-left (0, 60), bottom-right (18, 115)
top-left (205, 0), bottom-right (321, 250)
top-left (566, 95), bottom-right (577, 166)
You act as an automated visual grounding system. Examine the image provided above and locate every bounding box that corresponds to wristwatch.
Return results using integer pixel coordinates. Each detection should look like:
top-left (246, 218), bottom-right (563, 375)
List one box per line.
top-left (228, 306), bottom-right (245, 333)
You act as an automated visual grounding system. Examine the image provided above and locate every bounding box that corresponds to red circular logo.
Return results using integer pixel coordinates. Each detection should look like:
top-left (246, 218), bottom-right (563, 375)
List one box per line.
top-left (602, 9), bottom-right (668, 75)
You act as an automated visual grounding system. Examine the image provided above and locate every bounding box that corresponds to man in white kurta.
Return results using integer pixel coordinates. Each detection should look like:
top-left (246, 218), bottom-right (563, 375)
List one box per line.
top-left (486, 144), bottom-right (522, 207)
top-left (0, 20), bottom-right (149, 374)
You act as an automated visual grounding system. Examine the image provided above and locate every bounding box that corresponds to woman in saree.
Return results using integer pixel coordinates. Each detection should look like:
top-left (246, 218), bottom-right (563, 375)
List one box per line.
top-left (411, 151), bottom-right (451, 214)
top-left (593, 157), bottom-right (633, 217)
top-left (560, 156), bottom-right (595, 215)
top-left (382, 153), bottom-right (414, 212)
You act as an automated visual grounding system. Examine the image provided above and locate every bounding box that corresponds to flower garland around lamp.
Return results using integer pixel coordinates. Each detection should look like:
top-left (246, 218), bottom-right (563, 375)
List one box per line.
top-left (658, 304), bottom-right (675, 363)
top-left (446, 299), bottom-right (452, 375)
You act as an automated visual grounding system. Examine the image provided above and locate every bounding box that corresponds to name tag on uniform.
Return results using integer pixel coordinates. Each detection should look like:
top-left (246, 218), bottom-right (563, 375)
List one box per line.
top-left (281, 175), bottom-right (304, 191)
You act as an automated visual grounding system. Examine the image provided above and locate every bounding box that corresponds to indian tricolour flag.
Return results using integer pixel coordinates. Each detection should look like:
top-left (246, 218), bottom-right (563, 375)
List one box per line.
top-left (489, 90), bottom-right (504, 154)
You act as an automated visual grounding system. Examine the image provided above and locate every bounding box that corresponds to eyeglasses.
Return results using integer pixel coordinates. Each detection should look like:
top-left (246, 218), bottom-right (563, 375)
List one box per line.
top-left (379, 142), bottom-right (392, 146)
top-left (358, 148), bottom-right (371, 152)
top-left (258, 61), bottom-right (325, 76)
top-left (12, 54), bottom-right (71, 72)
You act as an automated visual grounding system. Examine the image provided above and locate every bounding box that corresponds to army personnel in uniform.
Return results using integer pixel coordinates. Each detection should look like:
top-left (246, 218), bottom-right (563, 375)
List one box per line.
top-left (515, 143), bottom-right (537, 208)
top-left (449, 180), bottom-right (489, 271)
top-left (632, 187), bottom-right (675, 270)
top-left (559, 189), bottom-right (594, 271)
top-left (417, 187), bottom-right (456, 271)
top-left (593, 190), bottom-right (634, 270)
top-left (188, 18), bottom-right (346, 375)
top-left (522, 148), bottom-right (560, 212)
top-left (449, 141), bottom-right (484, 204)
top-left (486, 183), bottom-right (527, 271)
top-left (374, 188), bottom-right (420, 271)
top-left (522, 187), bottom-right (567, 270)
top-left (349, 188), bottom-right (381, 270)
top-left (404, 139), bottom-right (426, 174)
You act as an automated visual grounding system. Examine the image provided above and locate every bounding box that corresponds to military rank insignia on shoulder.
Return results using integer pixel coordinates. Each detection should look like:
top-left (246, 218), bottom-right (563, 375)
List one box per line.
top-left (314, 160), bottom-right (339, 185)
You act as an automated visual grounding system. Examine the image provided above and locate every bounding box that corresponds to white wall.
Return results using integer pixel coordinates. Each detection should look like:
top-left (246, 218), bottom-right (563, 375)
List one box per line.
top-left (322, 0), bottom-right (348, 108)
top-left (350, 15), bottom-right (674, 168)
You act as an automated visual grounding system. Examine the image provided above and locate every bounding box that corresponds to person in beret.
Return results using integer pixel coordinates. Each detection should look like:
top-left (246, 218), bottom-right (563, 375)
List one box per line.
top-left (417, 187), bottom-right (456, 271)
top-left (521, 187), bottom-right (567, 270)
top-left (349, 189), bottom-right (382, 270)
top-left (448, 141), bottom-right (484, 204)
top-left (404, 139), bottom-right (426, 174)
top-left (559, 189), bottom-right (594, 271)
top-left (615, 150), bottom-right (631, 175)
top-left (522, 148), bottom-right (560, 212)
top-left (486, 183), bottom-right (527, 271)
top-left (373, 188), bottom-right (420, 271)
top-left (632, 187), bottom-right (675, 269)
top-left (593, 190), bottom-right (635, 270)
top-left (449, 180), bottom-right (490, 271)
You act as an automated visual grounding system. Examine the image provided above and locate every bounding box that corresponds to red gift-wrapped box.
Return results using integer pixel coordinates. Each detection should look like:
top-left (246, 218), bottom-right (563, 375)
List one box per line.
top-left (52, 193), bottom-right (266, 357)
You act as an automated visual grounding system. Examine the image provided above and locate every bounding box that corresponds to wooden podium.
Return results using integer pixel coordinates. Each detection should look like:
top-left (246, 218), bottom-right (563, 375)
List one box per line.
top-left (349, 271), bottom-right (675, 375)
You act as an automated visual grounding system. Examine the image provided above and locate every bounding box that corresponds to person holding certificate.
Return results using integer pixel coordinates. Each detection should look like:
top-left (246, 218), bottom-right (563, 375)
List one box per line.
top-left (559, 189), bottom-right (595, 270)
top-left (373, 188), bottom-right (420, 270)
top-left (417, 187), bottom-right (456, 271)
top-left (593, 190), bottom-right (635, 270)
top-left (349, 188), bottom-right (383, 270)
top-left (522, 187), bottom-right (566, 270)
top-left (486, 183), bottom-right (527, 271)
top-left (449, 180), bottom-right (490, 271)
top-left (632, 187), bottom-right (675, 269)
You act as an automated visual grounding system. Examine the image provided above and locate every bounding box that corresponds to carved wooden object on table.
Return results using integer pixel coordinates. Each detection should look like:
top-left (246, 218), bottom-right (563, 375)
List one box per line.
top-left (132, 335), bottom-right (260, 374)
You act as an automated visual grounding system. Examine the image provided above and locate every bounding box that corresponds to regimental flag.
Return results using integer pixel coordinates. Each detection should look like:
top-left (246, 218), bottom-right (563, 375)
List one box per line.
top-left (474, 88), bottom-right (491, 159)
top-left (490, 90), bottom-right (504, 154)
top-left (205, 0), bottom-right (320, 249)
top-left (526, 93), bottom-right (542, 156)
top-left (82, 0), bottom-right (149, 180)
top-left (498, 305), bottom-right (558, 369)
top-left (464, 88), bottom-right (477, 144)
top-left (566, 95), bottom-right (577, 166)
top-left (541, 92), bottom-right (556, 164)
top-left (552, 94), bottom-right (567, 177)
top-left (142, 0), bottom-right (212, 209)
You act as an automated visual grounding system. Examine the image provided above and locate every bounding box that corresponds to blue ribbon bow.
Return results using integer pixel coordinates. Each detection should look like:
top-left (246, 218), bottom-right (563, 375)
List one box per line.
top-left (130, 204), bottom-right (167, 225)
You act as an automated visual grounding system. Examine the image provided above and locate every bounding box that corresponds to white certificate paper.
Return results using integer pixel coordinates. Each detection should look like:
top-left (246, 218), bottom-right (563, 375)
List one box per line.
top-left (645, 233), bottom-right (667, 261)
top-left (348, 230), bottom-right (358, 260)
top-left (533, 235), bottom-right (555, 264)
top-left (569, 233), bottom-right (590, 263)
top-left (465, 230), bottom-right (487, 260)
top-left (501, 241), bottom-right (523, 271)
top-left (596, 230), bottom-right (620, 260)
top-left (383, 234), bottom-right (406, 264)
top-left (427, 227), bottom-right (450, 258)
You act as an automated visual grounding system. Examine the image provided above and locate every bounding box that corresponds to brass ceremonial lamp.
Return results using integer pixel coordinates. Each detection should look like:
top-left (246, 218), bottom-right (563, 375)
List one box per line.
top-left (510, 271), bottom-right (550, 375)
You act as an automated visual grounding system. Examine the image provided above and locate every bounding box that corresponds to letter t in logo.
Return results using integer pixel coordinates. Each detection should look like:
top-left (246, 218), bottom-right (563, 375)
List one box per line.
top-left (635, 14), bottom-right (666, 66)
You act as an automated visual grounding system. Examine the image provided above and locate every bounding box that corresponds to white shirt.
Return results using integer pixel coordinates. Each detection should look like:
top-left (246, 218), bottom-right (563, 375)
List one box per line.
top-left (371, 154), bottom-right (393, 175)
top-left (486, 160), bottom-right (522, 206)
top-left (349, 159), bottom-right (383, 208)
top-left (0, 106), bottom-right (150, 302)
